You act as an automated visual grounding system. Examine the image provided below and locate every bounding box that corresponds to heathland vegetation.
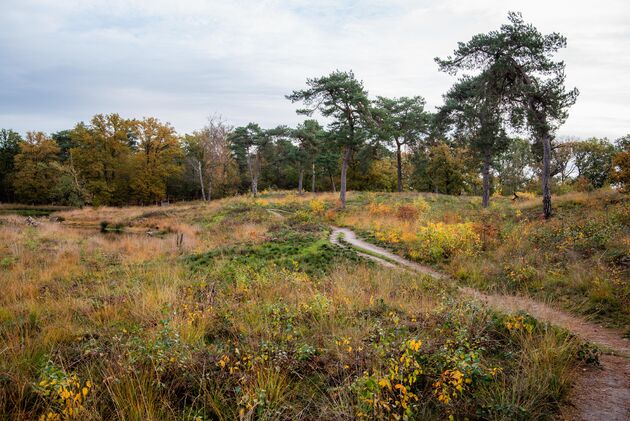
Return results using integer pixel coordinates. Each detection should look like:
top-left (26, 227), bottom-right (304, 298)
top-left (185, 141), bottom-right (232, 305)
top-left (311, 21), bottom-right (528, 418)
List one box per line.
top-left (3, 191), bottom-right (623, 420)
top-left (1, 12), bottom-right (629, 421)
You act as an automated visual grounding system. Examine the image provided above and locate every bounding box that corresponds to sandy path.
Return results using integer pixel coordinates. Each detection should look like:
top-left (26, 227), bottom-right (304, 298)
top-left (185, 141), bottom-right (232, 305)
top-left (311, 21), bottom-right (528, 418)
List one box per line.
top-left (330, 226), bottom-right (630, 421)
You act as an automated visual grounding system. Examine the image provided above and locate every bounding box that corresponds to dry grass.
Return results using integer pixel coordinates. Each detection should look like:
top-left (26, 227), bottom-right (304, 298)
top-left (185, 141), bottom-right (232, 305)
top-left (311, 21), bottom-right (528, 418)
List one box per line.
top-left (0, 194), bottom-right (595, 420)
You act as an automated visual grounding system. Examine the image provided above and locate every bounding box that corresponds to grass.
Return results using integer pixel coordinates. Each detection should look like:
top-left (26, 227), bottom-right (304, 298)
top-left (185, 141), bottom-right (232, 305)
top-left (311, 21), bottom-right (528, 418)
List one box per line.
top-left (187, 220), bottom-right (363, 278)
top-left (268, 189), bottom-right (629, 332)
top-left (0, 193), bottom-right (608, 419)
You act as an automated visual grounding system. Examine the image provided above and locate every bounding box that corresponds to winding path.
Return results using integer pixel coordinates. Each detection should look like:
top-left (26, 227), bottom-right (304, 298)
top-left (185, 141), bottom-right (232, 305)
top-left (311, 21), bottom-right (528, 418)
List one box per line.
top-left (330, 226), bottom-right (630, 421)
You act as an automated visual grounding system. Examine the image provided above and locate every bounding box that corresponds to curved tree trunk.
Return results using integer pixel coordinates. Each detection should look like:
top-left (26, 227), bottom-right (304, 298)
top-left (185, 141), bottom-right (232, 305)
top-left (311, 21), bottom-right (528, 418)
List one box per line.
top-left (482, 152), bottom-right (491, 207)
top-left (542, 133), bottom-right (553, 218)
top-left (396, 142), bottom-right (403, 193)
top-left (339, 146), bottom-right (351, 208)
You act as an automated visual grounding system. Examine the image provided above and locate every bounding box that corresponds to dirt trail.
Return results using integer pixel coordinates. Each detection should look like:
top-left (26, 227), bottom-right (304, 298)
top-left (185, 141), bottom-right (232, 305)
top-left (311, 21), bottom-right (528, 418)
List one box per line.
top-left (330, 226), bottom-right (630, 421)
top-left (330, 227), bottom-right (443, 277)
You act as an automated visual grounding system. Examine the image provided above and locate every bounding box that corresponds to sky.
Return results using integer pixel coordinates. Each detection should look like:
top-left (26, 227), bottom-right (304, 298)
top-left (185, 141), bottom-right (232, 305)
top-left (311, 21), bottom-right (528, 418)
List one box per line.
top-left (1, 0), bottom-right (629, 139)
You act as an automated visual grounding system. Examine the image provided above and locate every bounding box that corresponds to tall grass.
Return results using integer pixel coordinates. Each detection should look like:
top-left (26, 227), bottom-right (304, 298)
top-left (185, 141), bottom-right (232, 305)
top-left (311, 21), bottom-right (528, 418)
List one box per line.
top-left (0, 195), bottom-right (595, 419)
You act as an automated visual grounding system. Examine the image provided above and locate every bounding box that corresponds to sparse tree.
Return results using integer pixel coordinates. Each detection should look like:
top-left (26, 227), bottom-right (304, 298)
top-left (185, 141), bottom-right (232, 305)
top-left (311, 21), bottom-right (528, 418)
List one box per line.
top-left (372, 96), bottom-right (431, 192)
top-left (229, 123), bottom-right (266, 197)
top-left (439, 75), bottom-right (510, 207)
top-left (436, 12), bottom-right (579, 218)
top-left (287, 70), bottom-right (371, 208)
top-left (184, 117), bottom-right (234, 201)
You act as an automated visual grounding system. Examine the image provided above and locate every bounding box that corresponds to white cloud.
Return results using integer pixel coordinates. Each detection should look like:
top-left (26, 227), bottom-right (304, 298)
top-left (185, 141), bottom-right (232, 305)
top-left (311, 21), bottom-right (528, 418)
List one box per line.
top-left (0, 0), bottom-right (628, 139)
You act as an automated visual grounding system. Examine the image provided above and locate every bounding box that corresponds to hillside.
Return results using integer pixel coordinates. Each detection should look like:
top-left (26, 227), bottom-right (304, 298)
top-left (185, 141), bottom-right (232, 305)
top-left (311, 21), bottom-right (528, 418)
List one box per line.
top-left (1, 189), bottom-right (628, 420)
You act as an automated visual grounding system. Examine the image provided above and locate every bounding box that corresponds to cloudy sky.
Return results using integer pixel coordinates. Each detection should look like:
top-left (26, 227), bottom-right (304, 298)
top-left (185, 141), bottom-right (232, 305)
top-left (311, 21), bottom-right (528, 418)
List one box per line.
top-left (1, 0), bottom-right (629, 139)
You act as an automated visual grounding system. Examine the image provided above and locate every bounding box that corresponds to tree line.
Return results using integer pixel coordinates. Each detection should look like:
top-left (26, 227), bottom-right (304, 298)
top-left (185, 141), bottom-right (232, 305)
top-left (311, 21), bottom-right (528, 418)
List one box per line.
top-left (0, 13), bottom-right (628, 214)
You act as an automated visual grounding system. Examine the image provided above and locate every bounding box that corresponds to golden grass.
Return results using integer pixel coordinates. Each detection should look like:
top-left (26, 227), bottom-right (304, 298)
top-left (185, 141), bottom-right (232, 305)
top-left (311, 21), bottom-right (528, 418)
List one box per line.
top-left (0, 192), bottom-right (606, 419)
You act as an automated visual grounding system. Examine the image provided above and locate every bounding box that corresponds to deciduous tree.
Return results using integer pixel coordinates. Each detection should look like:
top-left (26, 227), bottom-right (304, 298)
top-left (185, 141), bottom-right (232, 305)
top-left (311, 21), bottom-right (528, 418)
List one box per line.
top-left (13, 132), bottom-right (60, 204)
top-left (293, 120), bottom-right (325, 193)
top-left (183, 117), bottom-right (234, 201)
top-left (496, 137), bottom-right (534, 196)
top-left (573, 138), bottom-right (616, 188)
top-left (70, 114), bottom-right (135, 205)
top-left (612, 136), bottom-right (630, 192)
top-left (131, 117), bottom-right (183, 204)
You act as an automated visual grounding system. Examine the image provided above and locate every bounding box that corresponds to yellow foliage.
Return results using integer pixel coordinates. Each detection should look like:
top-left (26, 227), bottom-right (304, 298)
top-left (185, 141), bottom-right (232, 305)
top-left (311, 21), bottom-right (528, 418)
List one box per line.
top-left (309, 199), bottom-right (325, 215)
top-left (368, 202), bottom-right (394, 216)
top-left (433, 369), bottom-right (465, 404)
top-left (413, 197), bottom-right (430, 213)
top-left (410, 222), bottom-right (481, 262)
top-left (36, 370), bottom-right (92, 420)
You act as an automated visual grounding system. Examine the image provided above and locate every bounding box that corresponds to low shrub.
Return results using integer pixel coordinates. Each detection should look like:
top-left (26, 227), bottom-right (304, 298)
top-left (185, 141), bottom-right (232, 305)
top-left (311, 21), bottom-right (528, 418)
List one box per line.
top-left (409, 222), bottom-right (481, 263)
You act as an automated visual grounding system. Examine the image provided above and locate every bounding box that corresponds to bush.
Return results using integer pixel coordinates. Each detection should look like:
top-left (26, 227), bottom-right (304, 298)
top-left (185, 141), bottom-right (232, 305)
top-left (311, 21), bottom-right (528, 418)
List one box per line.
top-left (368, 202), bottom-right (393, 216)
top-left (396, 204), bottom-right (419, 221)
top-left (409, 222), bottom-right (481, 263)
top-left (309, 199), bottom-right (325, 215)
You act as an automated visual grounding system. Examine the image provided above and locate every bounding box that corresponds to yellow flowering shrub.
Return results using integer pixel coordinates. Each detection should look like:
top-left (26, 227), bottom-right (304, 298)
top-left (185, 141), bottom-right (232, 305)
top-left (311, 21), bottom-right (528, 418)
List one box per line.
top-left (375, 228), bottom-right (402, 244)
top-left (309, 199), bottom-right (325, 215)
top-left (413, 197), bottom-right (430, 213)
top-left (433, 369), bottom-right (467, 404)
top-left (35, 363), bottom-right (92, 420)
top-left (368, 202), bottom-right (394, 216)
top-left (356, 339), bottom-right (424, 420)
top-left (503, 315), bottom-right (535, 334)
top-left (503, 263), bottom-right (538, 287)
top-left (411, 222), bottom-right (481, 263)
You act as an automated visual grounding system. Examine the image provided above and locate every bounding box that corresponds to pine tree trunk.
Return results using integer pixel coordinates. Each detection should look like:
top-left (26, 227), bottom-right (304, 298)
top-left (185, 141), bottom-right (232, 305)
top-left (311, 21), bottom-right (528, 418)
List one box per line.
top-left (330, 174), bottom-right (336, 192)
top-left (542, 133), bottom-right (553, 218)
top-left (396, 142), bottom-right (403, 193)
top-left (482, 152), bottom-right (491, 208)
top-left (524, 78), bottom-right (553, 219)
top-left (311, 162), bottom-right (316, 193)
top-left (207, 178), bottom-right (212, 201)
top-left (298, 169), bottom-right (304, 195)
top-left (247, 153), bottom-right (259, 198)
top-left (340, 146), bottom-right (351, 208)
